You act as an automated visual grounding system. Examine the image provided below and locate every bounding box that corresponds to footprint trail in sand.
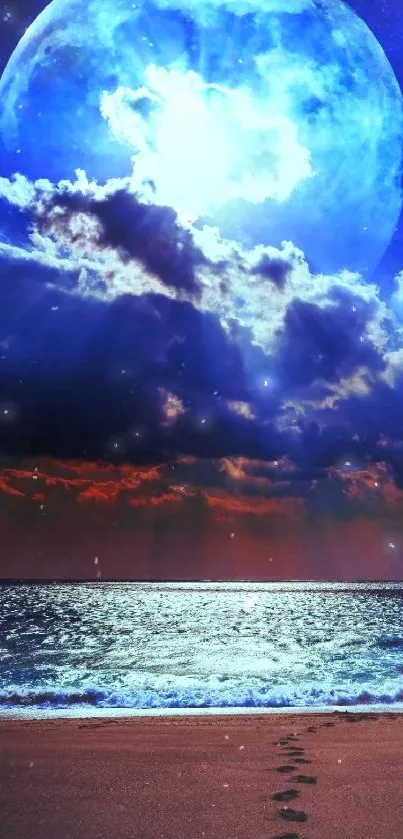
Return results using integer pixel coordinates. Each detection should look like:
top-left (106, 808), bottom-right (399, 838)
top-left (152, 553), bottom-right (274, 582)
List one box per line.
top-left (269, 717), bottom-right (341, 838)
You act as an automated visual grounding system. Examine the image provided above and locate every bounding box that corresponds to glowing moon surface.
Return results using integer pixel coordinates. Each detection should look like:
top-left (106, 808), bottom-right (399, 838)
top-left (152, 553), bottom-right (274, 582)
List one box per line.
top-left (0, 0), bottom-right (402, 277)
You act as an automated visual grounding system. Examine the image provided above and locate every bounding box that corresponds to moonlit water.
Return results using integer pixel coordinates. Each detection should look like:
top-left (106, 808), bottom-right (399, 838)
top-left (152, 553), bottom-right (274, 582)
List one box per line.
top-left (2, 581), bottom-right (403, 716)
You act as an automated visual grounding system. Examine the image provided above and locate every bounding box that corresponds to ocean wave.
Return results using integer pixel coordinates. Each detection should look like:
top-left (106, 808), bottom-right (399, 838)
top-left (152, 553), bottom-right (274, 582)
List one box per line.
top-left (2, 684), bottom-right (403, 710)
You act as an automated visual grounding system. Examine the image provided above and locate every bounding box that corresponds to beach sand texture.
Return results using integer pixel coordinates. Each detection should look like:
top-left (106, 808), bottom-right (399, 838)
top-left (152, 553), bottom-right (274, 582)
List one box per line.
top-left (0, 712), bottom-right (401, 839)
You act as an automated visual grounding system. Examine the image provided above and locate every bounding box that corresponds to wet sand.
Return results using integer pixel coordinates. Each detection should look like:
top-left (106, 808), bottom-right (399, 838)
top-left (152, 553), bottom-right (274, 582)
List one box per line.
top-left (0, 711), bottom-right (401, 839)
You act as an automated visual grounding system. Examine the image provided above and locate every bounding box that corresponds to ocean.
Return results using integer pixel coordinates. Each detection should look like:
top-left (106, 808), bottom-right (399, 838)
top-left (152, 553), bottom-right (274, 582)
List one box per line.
top-left (1, 580), bottom-right (403, 717)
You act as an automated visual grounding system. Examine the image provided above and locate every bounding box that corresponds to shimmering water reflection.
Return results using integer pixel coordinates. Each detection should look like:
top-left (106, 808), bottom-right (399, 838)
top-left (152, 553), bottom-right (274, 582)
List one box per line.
top-left (1, 581), bottom-right (403, 713)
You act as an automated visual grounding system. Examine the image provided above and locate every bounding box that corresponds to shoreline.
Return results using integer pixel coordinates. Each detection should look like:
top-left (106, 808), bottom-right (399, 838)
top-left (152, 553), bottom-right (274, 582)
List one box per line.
top-left (1, 701), bottom-right (403, 719)
top-left (1, 710), bottom-right (402, 838)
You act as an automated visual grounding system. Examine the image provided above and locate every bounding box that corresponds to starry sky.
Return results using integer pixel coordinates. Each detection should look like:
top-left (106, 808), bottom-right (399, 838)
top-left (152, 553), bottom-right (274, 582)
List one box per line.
top-left (1, 0), bottom-right (403, 581)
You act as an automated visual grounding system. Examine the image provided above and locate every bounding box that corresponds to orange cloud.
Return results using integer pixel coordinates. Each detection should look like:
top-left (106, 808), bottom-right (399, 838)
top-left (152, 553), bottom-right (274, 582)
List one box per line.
top-left (78, 483), bottom-right (120, 503)
top-left (204, 489), bottom-right (306, 519)
top-left (1, 456), bottom-right (403, 581)
top-left (330, 462), bottom-right (403, 508)
top-left (0, 460), bottom-right (163, 505)
top-left (0, 457), bottom-right (400, 532)
top-left (158, 389), bottom-right (186, 427)
top-left (129, 491), bottom-right (182, 507)
top-left (0, 478), bottom-right (24, 498)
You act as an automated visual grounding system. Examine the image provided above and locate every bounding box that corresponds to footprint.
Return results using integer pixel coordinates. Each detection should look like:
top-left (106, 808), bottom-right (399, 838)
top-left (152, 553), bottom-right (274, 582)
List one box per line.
top-left (276, 765), bottom-right (297, 773)
top-left (287, 749), bottom-right (304, 756)
top-left (272, 834), bottom-right (301, 839)
top-left (279, 808), bottom-right (308, 822)
top-left (294, 774), bottom-right (317, 784)
top-left (294, 758), bottom-right (312, 764)
top-left (78, 723), bottom-right (103, 729)
top-left (272, 789), bottom-right (300, 802)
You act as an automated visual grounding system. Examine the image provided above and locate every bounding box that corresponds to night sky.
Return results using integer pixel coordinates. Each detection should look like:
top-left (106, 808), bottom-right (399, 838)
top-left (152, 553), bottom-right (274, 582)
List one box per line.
top-left (1, 0), bottom-right (403, 580)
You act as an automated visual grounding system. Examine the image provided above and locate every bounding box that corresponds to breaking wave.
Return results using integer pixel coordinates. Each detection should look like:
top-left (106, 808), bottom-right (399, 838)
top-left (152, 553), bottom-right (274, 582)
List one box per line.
top-left (2, 684), bottom-right (403, 711)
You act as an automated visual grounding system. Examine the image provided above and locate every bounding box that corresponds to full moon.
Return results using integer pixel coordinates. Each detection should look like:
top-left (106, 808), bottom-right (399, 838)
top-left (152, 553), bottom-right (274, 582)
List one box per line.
top-left (0, 0), bottom-right (402, 277)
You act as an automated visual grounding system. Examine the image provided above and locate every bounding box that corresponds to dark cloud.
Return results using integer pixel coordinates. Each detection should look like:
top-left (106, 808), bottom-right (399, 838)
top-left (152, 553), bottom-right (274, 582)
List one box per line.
top-left (0, 263), bottom-right (262, 462)
top-left (252, 254), bottom-right (292, 288)
top-left (40, 189), bottom-right (205, 296)
top-left (276, 295), bottom-right (385, 390)
top-left (0, 229), bottom-right (402, 482)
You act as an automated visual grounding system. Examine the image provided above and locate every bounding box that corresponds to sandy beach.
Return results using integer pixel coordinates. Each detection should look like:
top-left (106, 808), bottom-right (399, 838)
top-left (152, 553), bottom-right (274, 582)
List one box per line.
top-left (0, 711), bottom-right (401, 839)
